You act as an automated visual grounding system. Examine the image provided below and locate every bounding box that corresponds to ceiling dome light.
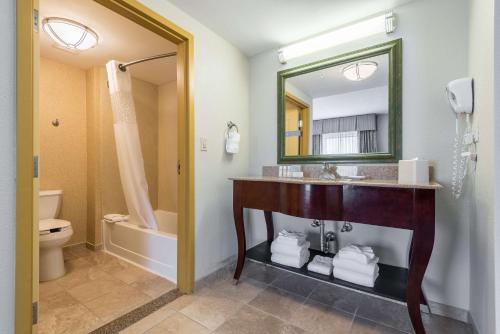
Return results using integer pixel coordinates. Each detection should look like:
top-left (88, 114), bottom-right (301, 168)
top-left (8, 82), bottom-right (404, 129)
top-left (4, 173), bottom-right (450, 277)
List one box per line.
top-left (42, 17), bottom-right (98, 51)
top-left (342, 61), bottom-right (378, 81)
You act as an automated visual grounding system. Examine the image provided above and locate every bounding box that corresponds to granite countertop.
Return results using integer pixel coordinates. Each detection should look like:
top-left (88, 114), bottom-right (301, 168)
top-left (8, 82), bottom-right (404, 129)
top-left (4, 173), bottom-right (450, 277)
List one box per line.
top-left (229, 176), bottom-right (443, 190)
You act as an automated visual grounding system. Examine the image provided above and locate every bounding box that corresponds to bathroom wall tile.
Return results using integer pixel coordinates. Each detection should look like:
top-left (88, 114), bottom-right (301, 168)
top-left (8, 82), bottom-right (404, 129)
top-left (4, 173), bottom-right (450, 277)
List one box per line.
top-left (350, 317), bottom-right (406, 334)
top-left (271, 272), bottom-right (320, 298)
top-left (119, 306), bottom-right (176, 334)
top-left (130, 276), bottom-right (176, 299)
top-left (242, 260), bottom-right (287, 284)
top-left (145, 312), bottom-right (210, 334)
top-left (83, 285), bottom-right (152, 322)
top-left (290, 299), bottom-right (354, 334)
top-left (180, 291), bottom-right (244, 330)
top-left (67, 274), bottom-right (128, 303)
top-left (212, 305), bottom-right (307, 334)
top-left (308, 282), bottom-right (364, 313)
top-left (248, 286), bottom-right (305, 321)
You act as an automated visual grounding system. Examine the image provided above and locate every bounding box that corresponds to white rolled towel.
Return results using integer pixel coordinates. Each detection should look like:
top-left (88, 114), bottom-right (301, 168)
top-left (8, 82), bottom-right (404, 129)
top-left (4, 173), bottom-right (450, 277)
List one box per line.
top-left (332, 254), bottom-right (379, 276)
top-left (103, 214), bottom-right (129, 223)
top-left (307, 255), bottom-right (333, 276)
top-left (271, 240), bottom-right (310, 257)
top-left (271, 251), bottom-right (310, 268)
top-left (338, 244), bottom-right (377, 264)
top-left (334, 267), bottom-right (379, 288)
top-left (276, 230), bottom-right (306, 246)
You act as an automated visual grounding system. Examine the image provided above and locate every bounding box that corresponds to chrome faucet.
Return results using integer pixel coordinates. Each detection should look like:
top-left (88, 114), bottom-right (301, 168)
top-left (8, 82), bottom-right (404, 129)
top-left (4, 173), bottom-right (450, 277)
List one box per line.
top-left (319, 163), bottom-right (340, 180)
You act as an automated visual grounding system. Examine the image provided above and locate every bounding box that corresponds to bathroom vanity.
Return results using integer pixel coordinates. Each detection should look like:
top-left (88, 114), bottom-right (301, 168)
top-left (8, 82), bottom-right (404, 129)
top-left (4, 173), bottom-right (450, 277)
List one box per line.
top-left (230, 176), bottom-right (442, 334)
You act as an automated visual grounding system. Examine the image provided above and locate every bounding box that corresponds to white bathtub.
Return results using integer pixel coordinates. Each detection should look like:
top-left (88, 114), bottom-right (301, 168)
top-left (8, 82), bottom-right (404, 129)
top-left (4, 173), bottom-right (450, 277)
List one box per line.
top-left (104, 210), bottom-right (177, 282)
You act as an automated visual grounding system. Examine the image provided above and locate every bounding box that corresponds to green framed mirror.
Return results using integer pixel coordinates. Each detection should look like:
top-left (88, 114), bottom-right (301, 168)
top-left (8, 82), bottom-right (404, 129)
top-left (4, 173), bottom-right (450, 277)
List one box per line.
top-left (277, 39), bottom-right (402, 164)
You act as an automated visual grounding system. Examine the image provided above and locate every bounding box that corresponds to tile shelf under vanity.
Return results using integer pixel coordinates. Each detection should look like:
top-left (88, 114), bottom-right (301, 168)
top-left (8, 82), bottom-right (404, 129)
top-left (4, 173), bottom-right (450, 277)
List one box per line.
top-left (246, 241), bottom-right (425, 305)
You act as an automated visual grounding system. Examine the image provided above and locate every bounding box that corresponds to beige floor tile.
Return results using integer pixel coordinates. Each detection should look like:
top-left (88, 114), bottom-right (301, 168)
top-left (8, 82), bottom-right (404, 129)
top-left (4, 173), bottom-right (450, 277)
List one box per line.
top-left (95, 256), bottom-right (132, 274)
top-left (83, 285), bottom-right (152, 322)
top-left (207, 277), bottom-right (267, 303)
top-left (119, 306), bottom-right (176, 334)
top-left (145, 312), bottom-right (210, 334)
top-left (111, 265), bottom-right (157, 284)
top-left (39, 301), bottom-right (100, 334)
top-left (54, 266), bottom-right (110, 290)
top-left (180, 291), bottom-right (244, 330)
top-left (248, 286), bottom-right (305, 321)
top-left (130, 276), bottom-right (176, 298)
top-left (213, 305), bottom-right (308, 334)
top-left (39, 291), bottom-right (79, 316)
top-left (167, 294), bottom-right (198, 311)
top-left (290, 299), bottom-right (354, 334)
top-left (67, 274), bottom-right (128, 303)
top-left (39, 280), bottom-right (63, 300)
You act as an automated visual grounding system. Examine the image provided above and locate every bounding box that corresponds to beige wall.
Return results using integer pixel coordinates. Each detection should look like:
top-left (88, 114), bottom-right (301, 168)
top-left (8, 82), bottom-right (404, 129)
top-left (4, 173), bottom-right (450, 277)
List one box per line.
top-left (40, 57), bottom-right (87, 245)
top-left (158, 81), bottom-right (178, 212)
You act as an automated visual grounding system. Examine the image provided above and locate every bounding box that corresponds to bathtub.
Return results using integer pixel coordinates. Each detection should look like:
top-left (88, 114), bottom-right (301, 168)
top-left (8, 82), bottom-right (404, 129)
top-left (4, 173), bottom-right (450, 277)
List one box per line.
top-left (104, 210), bottom-right (177, 282)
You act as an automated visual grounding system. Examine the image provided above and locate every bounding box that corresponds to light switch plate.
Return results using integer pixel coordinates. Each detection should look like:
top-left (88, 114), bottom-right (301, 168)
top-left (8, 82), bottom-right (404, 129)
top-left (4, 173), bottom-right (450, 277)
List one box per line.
top-left (200, 137), bottom-right (208, 151)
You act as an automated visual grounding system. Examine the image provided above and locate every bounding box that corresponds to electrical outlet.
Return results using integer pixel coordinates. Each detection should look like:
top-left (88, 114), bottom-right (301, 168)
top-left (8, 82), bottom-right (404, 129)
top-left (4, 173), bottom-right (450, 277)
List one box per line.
top-left (200, 137), bottom-right (208, 151)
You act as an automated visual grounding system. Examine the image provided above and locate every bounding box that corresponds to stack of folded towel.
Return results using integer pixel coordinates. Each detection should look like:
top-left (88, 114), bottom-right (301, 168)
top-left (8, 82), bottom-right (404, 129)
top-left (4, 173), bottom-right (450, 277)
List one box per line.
top-left (307, 255), bottom-right (333, 276)
top-left (270, 230), bottom-right (310, 268)
top-left (332, 244), bottom-right (379, 287)
top-left (103, 214), bottom-right (129, 223)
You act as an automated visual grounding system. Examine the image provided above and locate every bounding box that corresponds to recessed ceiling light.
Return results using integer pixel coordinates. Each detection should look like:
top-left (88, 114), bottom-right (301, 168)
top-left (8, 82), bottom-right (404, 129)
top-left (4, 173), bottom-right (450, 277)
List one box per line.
top-left (42, 17), bottom-right (98, 51)
top-left (342, 61), bottom-right (378, 81)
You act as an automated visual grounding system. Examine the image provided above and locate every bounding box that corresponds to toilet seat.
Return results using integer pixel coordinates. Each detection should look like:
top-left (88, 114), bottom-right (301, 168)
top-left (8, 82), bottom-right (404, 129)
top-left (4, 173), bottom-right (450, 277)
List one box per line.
top-left (39, 219), bottom-right (71, 235)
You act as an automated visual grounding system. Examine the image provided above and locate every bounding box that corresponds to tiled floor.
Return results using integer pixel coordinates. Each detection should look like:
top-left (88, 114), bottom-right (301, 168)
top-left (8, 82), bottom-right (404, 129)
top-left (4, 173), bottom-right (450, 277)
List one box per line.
top-left (39, 245), bottom-right (176, 334)
top-left (120, 260), bottom-right (473, 334)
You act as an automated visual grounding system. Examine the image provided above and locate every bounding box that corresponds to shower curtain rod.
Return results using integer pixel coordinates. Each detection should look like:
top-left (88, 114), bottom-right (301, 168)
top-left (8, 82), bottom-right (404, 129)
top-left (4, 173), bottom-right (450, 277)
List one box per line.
top-left (118, 52), bottom-right (177, 72)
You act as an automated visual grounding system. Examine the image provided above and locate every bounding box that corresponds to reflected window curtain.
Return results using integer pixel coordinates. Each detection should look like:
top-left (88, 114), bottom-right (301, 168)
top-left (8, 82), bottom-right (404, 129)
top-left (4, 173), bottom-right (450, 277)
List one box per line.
top-left (359, 130), bottom-right (378, 153)
top-left (321, 131), bottom-right (359, 154)
top-left (357, 114), bottom-right (378, 153)
top-left (312, 120), bottom-right (323, 154)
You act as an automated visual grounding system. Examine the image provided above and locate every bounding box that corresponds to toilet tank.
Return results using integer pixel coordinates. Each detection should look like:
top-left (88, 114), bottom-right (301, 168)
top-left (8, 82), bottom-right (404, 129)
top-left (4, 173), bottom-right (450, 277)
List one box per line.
top-left (39, 190), bottom-right (63, 220)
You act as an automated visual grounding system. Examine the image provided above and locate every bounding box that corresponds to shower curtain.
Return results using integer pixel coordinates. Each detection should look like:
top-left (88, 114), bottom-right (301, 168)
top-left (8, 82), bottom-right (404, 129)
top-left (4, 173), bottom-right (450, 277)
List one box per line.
top-left (105, 60), bottom-right (158, 230)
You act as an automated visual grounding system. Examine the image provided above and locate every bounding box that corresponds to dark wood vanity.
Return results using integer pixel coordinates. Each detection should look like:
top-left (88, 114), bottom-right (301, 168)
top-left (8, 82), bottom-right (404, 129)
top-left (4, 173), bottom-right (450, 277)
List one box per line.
top-left (231, 176), bottom-right (442, 334)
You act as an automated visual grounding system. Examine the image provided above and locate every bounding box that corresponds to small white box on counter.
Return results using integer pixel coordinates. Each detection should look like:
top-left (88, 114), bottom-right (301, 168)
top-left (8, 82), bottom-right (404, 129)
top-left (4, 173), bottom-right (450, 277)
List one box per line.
top-left (398, 158), bottom-right (429, 185)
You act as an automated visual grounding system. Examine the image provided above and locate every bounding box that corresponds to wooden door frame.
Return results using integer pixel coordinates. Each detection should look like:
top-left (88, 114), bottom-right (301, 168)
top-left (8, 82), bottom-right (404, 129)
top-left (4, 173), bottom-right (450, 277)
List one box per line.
top-left (285, 92), bottom-right (310, 156)
top-left (16, 1), bottom-right (195, 332)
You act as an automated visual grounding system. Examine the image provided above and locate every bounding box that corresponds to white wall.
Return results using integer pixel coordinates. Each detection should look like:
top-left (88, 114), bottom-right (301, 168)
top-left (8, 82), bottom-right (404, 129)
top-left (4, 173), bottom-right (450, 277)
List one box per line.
top-left (139, 0), bottom-right (250, 280)
top-left (469, 0), bottom-right (496, 332)
top-left (312, 86), bottom-right (388, 119)
top-left (249, 0), bottom-right (471, 311)
top-left (0, 0), bottom-right (16, 332)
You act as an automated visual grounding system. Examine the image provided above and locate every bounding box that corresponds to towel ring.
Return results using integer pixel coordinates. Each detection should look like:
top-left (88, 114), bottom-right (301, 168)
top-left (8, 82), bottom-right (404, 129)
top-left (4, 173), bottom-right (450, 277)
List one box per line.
top-left (227, 121), bottom-right (239, 133)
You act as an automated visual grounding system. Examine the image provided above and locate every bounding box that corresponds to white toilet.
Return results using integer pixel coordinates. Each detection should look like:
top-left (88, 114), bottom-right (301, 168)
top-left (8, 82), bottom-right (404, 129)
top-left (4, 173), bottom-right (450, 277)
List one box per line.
top-left (39, 190), bottom-right (73, 281)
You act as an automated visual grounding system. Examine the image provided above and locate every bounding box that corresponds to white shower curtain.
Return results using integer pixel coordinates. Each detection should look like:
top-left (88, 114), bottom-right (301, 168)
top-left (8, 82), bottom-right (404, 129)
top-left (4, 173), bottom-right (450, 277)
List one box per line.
top-left (105, 60), bottom-right (158, 230)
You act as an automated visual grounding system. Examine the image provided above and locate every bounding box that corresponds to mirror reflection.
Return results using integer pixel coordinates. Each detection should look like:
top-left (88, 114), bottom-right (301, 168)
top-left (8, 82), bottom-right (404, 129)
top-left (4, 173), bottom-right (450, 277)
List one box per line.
top-left (284, 54), bottom-right (389, 156)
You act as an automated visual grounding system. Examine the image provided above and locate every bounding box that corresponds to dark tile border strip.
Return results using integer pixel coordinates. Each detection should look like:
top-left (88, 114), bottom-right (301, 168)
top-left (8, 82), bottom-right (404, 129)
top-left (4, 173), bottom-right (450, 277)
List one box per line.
top-left (89, 289), bottom-right (181, 334)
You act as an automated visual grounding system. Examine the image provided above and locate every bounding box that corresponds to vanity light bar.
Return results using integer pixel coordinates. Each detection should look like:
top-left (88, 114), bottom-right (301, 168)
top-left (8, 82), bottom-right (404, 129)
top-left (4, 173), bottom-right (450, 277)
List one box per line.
top-left (278, 12), bottom-right (396, 64)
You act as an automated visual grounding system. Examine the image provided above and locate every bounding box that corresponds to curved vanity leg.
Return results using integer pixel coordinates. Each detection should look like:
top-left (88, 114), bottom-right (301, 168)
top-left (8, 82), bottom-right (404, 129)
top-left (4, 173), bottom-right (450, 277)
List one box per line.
top-left (407, 190), bottom-right (435, 334)
top-left (233, 184), bottom-right (246, 284)
top-left (264, 211), bottom-right (274, 243)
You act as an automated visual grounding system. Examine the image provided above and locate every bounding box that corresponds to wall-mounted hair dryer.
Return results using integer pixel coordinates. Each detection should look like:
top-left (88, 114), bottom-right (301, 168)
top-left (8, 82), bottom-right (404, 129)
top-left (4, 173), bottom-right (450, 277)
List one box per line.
top-left (446, 77), bottom-right (476, 199)
top-left (446, 77), bottom-right (474, 114)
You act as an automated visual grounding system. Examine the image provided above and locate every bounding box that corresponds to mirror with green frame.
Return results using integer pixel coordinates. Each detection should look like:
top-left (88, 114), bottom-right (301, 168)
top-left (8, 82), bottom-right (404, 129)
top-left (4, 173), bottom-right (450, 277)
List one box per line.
top-left (277, 39), bottom-right (402, 164)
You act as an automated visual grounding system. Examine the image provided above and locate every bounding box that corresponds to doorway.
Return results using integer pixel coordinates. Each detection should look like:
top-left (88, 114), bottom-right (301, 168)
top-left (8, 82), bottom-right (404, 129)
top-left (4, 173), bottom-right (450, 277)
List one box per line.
top-left (16, 1), bottom-right (194, 333)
